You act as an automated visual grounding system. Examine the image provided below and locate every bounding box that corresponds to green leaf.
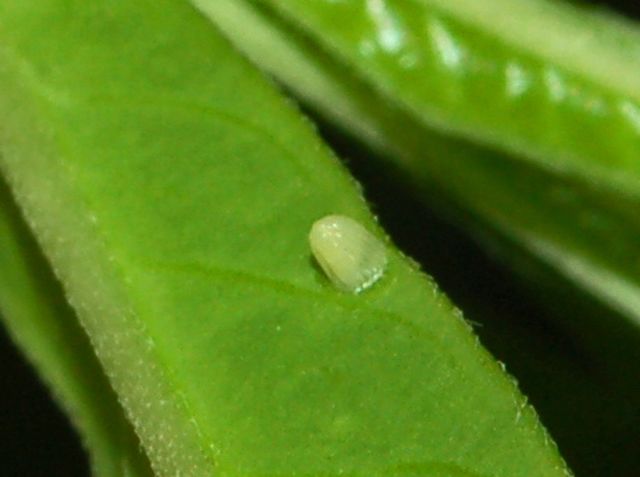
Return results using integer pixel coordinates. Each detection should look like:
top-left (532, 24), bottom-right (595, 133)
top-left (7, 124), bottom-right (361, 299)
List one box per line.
top-left (192, 3), bottom-right (640, 473)
top-left (193, 0), bottom-right (640, 331)
top-left (0, 177), bottom-right (152, 477)
top-left (0, 1), bottom-right (569, 476)
top-left (334, 155), bottom-right (640, 476)
top-left (244, 0), bottom-right (640, 199)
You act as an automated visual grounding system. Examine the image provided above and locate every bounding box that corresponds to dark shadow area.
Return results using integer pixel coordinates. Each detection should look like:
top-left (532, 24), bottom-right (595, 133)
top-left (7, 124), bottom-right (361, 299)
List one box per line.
top-left (578, 0), bottom-right (640, 19)
top-left (0, 324), bottom-right (89, 476)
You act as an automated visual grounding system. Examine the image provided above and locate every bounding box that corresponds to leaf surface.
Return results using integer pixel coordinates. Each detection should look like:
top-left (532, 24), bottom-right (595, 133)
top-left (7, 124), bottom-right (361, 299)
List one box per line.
top-left (0, 178), bottom-right (152, 477)
top-left (194, 0), bottom-right (640, 332)
top-left (0, 1), bottom-right (570, 476)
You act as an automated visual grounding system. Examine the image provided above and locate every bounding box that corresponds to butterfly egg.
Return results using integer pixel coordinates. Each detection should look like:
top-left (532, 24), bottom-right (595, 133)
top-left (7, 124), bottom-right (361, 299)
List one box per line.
top-left (309, 215), bottom-right (388, 293)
